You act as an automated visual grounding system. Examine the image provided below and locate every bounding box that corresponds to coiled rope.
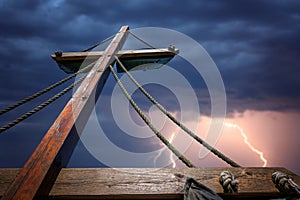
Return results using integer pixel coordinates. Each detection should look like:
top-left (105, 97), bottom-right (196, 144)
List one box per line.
top-left (115, 56), bottom-right (240, 167)
top-left (109, 64), bottom-right (195, 168)
top-left (0, 75), bottom-right (87, 133)
top-left (272, 171), bottom-right (300, 196)
top-left (219, 171), bottom-right (239, 193)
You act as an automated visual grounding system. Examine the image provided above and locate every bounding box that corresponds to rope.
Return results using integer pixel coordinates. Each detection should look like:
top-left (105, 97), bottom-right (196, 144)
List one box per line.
top-left (81, 34), bottom-right (115, 52)
top-left (109, 64), bottom-right (195, 168)
top-left (0, 62), bottom-right (95, 116)
top-left (0, 75), bottom-right (86, 133)
top-left (128, 30), bottom-right (157, 49)
top-left (272, 171), bottom-right (300, 196)
top-left (219, 171), bottom-right (239, 193)
top-left (115, 56), bottom-right (241, 167)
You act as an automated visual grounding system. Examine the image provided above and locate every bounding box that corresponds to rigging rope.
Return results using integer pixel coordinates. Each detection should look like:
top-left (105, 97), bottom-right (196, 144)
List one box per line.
top-left (0, 62), bottom-right (95, 115)
top-left (109, 64), bottom-right (195, 168)
top-left (0, 75), bottom-right (86, 133)
top-left (128, 31), bottom-right (157, 49)
top-left (115, 56), bottom-right (241, 167)
top-left (81, 34), bottom-right (115, 52)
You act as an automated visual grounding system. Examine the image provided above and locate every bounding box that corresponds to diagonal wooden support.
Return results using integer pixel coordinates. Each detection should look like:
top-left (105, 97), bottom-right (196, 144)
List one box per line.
top-left (2, 25), bottom-right (129, 200)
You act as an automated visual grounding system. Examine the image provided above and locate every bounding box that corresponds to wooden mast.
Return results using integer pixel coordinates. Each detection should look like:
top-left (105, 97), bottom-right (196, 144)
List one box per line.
top-left (2, 25), bottom-right (129, 200)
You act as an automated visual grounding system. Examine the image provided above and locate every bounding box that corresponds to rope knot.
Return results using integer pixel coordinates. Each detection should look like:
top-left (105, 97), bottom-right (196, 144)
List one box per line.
top-left (272, 171), bottom-right (300, 196)
top-left (219, 171), bottom-right (239, 193)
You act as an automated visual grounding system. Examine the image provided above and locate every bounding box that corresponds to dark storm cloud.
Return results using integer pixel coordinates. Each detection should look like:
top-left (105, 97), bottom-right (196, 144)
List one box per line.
top-left (216, 17), bottom-right (300, 113)
top-left (0, 0), bottom-right (299, 117)
top-left (184, 0), bottom-right (300, 113)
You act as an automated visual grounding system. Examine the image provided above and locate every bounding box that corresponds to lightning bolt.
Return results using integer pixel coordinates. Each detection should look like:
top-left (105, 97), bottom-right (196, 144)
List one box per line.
top-left (153, 132), bottom-right (176, 168)
top-left (224, 122), bottom-right (267, 167)
top-left (169, 133), bottom-right (176, 168)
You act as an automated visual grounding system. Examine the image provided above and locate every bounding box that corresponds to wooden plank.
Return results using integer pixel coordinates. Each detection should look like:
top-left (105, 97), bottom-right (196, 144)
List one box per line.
top-left (1, 168), bottom-right (299, 199)
top-left (0, 169), bottom-right (19, 196)
top-left (1, 26), bottom-right (129, 200)
top-left (51, 48), bottom-right (179, 62)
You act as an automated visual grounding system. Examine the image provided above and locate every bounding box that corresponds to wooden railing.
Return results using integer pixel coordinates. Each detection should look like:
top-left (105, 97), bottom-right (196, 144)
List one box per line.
top-left (1, 167), bottom-right (299, 199)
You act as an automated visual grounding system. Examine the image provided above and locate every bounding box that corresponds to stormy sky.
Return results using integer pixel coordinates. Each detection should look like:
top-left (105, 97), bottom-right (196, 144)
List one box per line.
top-left (0, 0), bottom-right (300, 175)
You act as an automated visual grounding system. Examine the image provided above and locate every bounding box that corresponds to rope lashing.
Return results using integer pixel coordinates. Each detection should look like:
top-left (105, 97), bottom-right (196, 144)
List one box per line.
top-left (0, 62), bottom-right (95, 116)
top-left (128, 30), bottom-right (157, 49)
top-left (114, 55), bottom-right (241, 168)
top-left (109, 64), bottom-right (195, 168)
top-left (81, 34), bottom-right (116, 52)
top-left (219, 171), bottom-right (239, 193)
top-left (272, 171), bottom-right (300, 196)
top-left (0, 75), bottom-right (86, 133)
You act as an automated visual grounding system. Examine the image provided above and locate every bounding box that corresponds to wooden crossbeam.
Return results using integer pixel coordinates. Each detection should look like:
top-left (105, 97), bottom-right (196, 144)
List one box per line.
top-left (1, 168), bottom-right (299, 199)
top-left (52, 48), bottom-right (179, 74)
top-left (51, 48), bottom-right (179, 62)
top-left (1, 26), bottom-right (129, 200)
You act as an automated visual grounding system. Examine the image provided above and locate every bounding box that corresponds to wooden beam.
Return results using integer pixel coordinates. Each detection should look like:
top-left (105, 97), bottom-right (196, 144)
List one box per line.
top-left (51, 48), bottom-right (179, 62)
top-left (1, 26), bottom-right (129, 200)
top-left (1, 168), bottom-right (299, 199)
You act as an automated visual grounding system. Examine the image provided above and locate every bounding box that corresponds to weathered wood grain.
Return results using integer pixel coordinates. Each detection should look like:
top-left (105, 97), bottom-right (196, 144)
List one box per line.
top-left (1, 168), bottom-right (299, 199)
top-left (0, 169), bottom-right (19, 196)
